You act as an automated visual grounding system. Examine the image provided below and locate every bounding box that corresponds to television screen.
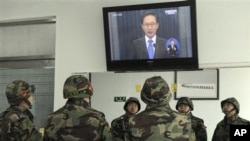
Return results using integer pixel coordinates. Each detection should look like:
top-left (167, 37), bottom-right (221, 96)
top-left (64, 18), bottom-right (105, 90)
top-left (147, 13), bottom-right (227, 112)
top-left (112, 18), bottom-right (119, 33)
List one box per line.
top-left (103, 0), bottom-right (198, 71)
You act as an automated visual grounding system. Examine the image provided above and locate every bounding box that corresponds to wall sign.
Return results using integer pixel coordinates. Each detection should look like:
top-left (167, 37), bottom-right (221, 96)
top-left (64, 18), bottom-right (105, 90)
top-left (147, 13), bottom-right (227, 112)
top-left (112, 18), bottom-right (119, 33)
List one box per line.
top-left (114, 96), bottom-right (126, 102)
top-left (174, 69), bottom-right (219, 100)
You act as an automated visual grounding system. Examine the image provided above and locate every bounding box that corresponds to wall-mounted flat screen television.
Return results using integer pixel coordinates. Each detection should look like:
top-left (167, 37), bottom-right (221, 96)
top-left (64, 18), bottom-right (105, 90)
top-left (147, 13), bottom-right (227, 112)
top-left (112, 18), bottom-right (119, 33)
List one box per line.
top-left (102, 0), bottom-right (198, 71)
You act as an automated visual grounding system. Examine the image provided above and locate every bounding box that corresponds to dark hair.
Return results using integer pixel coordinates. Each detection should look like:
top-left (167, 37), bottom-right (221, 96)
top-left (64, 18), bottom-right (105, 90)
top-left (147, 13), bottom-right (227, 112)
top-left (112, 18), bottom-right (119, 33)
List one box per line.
top-left (141, 11), bottom-right (158, 24)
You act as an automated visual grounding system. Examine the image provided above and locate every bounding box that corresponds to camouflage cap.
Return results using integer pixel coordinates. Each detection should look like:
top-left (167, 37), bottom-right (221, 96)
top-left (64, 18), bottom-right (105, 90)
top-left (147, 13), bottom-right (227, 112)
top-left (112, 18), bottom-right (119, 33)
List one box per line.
top-left (176, 97), bottom-right (194, 111)
top-left (5, 80), bottom-right (35, 105)
top-left (141, 76), bottom-right (171, 104)
top-left (124, 97), bottom-right (141, 112)
top-left (63, 75), bottom-right (93, 99)
top-left (221, 97), bottom-right (240, 113)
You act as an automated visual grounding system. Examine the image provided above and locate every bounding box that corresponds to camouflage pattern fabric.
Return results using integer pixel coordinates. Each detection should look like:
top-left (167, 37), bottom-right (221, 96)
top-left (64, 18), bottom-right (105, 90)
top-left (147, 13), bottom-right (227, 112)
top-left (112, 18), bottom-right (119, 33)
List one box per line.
top-left (176, 97), bottom-right (207, 141)
top-left (111, 97), bottom-right (141, 141)
top-left (212, 114), bottom-right (250, 141)
top-left (63, 75), bottom-right (93, 99)
top-left (5, 80), bottom-right (35, 106)
top-left (129, 105), bottom-right (195, 141)
top-left (190, 113), bottom-right (207, 141)
top-left (128, 76), bottom-right (195, 141)
top-left (0, 110), bottom-right (9, 140)
top-left (0, 106), bottom-right (42, 141)
top-left (43, 100), bottom-right (111, 141)
top-left (111, 114), bottom-right (132, 141)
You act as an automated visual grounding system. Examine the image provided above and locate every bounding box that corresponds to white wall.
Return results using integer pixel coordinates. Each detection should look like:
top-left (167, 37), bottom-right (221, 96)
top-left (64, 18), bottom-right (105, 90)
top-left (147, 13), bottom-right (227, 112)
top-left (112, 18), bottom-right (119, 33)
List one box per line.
top-left (197, 0), bottom-right (250, 68)
top-left (0, 0), bottom-right (250, 140)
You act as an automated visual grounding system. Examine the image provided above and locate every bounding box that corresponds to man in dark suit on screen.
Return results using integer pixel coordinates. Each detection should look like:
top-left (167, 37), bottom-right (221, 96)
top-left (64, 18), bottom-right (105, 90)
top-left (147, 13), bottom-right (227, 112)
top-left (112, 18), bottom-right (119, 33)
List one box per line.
top-left (129, 11), bottom-right (167, 60)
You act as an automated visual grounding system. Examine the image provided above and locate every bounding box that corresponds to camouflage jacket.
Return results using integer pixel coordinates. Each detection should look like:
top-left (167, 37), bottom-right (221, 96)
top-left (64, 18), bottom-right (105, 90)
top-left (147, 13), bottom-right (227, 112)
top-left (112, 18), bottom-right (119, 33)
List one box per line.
top-left (111, 114), bottom-right (133, 141)
top-left (43, 100), bottom-right (111, 141)
top-left (128, 103), bottom-right (195, 141)
top-left (0, 110), bottom-right (8, 140)
top-left (0, 106), bottom-right (42, 141)
top-left (189, 113), bottom-right (207, 141)
top-left (212, 114), bottom-right (250, 141)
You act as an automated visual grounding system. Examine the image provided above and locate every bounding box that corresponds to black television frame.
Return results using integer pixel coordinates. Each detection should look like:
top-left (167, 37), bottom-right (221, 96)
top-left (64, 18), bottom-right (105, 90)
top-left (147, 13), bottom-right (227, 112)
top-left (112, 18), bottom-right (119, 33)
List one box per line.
top-left (102, 0), bottom-right (199, 72)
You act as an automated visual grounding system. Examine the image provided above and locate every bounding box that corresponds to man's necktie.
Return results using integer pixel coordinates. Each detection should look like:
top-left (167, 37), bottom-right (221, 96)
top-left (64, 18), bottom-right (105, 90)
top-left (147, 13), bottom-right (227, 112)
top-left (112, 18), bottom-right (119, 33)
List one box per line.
top-left (148, 39), bottom-right (154, 59)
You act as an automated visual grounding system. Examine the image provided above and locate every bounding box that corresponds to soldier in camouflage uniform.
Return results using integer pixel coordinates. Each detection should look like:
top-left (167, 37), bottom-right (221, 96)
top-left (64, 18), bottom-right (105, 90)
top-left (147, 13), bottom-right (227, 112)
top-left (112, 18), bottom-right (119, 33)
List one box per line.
top-left (0, 80), bottom-right (42, 141)
top-left (43, 75), bottom-right (111, 141)
top-left (176, 97), bottom-right (207, 141)
top-left (212, 97), bottom-right (250, 141)
top-left (128, 76), bottom-right (195, 141)
top-left (111, 97), bottom-right (141, 141)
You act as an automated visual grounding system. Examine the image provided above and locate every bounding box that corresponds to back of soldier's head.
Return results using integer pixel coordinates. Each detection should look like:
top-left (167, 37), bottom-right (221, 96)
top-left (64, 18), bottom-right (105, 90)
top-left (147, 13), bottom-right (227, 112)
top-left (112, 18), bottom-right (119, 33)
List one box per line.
top-left (141, 76), bottom-right (171, 105)
top-left (5, 80), bottom-right (35, 106)
top-left (63, 75), bottom-right (93, 99)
